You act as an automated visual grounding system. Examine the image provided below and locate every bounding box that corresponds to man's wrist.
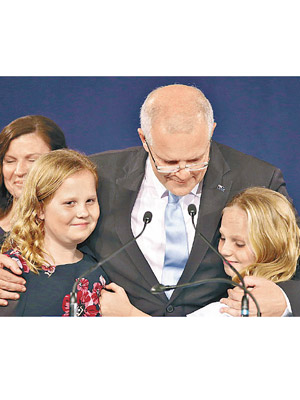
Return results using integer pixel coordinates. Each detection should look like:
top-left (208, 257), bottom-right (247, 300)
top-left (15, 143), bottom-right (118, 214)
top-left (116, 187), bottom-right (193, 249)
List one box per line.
top-left (279, 287), bottom-right (292, 317)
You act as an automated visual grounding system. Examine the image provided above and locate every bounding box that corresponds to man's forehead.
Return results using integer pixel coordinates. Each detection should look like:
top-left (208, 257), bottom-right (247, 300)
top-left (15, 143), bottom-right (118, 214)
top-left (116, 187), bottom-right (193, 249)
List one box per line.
top-left (151, 114), bottom-right (210, 142)
top-left (151, 134), bottom-right (210, 162)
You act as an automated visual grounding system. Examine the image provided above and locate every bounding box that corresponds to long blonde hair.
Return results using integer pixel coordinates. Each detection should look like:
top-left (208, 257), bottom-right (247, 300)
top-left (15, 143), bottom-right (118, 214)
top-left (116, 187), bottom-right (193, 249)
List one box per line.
top-left (1, 149), bottom-right (98, 273)
top-left (224, 187), bottom-right (300, 283)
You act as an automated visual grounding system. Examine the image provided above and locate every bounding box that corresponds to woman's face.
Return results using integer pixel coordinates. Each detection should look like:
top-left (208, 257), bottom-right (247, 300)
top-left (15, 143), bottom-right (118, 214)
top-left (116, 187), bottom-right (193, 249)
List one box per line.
top-left (2, 133), bottom-right (51, 199)
top-left (40, 170), bottom-right (100, 252)
top-left (218, 205), bottom-right (256, 278)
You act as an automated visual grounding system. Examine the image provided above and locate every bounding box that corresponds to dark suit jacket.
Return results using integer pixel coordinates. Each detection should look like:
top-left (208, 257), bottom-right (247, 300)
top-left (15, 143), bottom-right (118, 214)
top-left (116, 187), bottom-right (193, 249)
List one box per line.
top-left (85, 141), bottom-right (300, 316)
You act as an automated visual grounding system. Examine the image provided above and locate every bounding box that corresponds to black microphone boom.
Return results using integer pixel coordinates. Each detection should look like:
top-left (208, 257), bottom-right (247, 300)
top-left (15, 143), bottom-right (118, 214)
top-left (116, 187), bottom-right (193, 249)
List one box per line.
top-left (69, 211), bottom-right (153, 316)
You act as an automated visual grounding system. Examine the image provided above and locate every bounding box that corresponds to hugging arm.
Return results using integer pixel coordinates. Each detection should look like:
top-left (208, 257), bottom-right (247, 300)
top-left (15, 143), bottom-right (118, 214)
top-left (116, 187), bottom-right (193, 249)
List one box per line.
top-left (0, 254), bottom-right (26, 306)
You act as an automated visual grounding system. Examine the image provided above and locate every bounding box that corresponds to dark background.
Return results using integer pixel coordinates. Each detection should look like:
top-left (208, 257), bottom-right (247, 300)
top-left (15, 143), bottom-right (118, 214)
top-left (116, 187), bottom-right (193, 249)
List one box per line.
top-left (0, 76), bottom-right (299, 211)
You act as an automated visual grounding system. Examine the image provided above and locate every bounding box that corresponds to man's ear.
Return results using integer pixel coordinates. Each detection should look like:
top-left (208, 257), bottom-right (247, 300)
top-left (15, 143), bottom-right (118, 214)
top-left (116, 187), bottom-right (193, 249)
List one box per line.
top-left (210, 122), bottom-right (217, 138)
top-left (137, 128), bottom-right (149, 152)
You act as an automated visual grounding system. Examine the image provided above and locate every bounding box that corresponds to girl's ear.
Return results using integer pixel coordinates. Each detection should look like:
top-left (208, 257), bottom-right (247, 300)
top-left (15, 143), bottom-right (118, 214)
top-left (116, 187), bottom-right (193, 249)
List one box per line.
top-left (37, 204), bottom-right (45, 221)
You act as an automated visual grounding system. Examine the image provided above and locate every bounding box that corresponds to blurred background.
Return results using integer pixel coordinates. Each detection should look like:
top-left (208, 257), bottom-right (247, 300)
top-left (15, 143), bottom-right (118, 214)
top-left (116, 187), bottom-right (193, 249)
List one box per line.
top-left (0, 76), bottom-right (299, 211)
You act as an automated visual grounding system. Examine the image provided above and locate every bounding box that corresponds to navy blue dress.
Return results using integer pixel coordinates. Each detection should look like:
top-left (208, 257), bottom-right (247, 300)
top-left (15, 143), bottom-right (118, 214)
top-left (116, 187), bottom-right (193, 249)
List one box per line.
top-left (0, 248), bottom-right (110, 317)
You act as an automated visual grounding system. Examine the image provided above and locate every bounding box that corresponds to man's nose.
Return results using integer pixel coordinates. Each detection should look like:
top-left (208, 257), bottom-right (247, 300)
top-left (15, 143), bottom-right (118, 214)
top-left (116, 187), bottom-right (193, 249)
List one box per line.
top-left (175, 165), bottom-right (191, 179)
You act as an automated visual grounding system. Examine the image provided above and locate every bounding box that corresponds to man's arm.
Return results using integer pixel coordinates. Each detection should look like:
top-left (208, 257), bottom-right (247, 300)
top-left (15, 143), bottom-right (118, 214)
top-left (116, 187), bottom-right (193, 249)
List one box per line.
top-left (0, 254), bottom-right (26, 306)
top-left (269, 167), bottom-right (300, 225)
top-left (219, 276), bottom-right (287, 317)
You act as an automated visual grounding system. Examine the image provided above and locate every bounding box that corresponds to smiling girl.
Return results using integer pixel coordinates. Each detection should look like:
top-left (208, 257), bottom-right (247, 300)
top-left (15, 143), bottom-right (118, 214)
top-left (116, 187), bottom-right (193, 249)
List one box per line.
top-left (0, 149), bottom-right (109, 317)
top-left (188, 187), bottom-right (300, 317)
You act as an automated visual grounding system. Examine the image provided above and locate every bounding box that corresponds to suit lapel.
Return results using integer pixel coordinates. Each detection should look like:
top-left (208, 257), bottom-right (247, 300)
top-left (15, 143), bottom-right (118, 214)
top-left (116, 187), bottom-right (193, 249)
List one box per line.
top-left (112, 148), bottom-right (165, 293)
top-left (171, 141), bottom-right (233, 301)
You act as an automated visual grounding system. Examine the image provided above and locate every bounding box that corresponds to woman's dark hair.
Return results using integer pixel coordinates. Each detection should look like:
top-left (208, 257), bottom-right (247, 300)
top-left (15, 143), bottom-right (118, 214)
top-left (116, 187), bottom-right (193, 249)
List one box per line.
top-left (0, 115), bottom-right (67, 217)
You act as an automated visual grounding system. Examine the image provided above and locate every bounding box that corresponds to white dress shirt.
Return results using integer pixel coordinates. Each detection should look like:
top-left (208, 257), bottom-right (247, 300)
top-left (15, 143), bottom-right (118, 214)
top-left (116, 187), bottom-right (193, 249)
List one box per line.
top-left (131, 157), bottom-right (202, 283)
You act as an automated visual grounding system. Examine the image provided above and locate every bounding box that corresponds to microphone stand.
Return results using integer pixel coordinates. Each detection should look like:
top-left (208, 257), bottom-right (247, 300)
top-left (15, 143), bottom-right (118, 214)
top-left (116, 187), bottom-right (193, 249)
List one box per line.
top-left (69, 211), bottom-right (153, 316)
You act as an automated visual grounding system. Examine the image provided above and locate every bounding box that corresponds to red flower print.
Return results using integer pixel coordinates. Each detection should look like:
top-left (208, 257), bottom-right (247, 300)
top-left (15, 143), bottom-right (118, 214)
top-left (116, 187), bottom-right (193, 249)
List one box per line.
top-left (77, 278), bottom-right (89, 291)
top-left (41, 265), bottom-right (56, 277)
top-left (62, 294), bottom-right (70, 317)
top-left (5, 250), bottom-right (30, 273)
top-left (84, 305), bottom-right (98, 317)
top-left (62, 276), bottom-right (105, 317)
top-left (91, 282), bottom-right (103, 304)
top-left (78, 289), bottom-right (91, 304)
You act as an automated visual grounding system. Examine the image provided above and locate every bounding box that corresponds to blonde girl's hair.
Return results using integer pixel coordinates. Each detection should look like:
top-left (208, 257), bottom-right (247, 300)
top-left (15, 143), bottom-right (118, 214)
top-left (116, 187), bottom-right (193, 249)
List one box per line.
top-left (1, 149), bottom-right (98, 273)
top-left (224, 187), bottom-right (300, 283)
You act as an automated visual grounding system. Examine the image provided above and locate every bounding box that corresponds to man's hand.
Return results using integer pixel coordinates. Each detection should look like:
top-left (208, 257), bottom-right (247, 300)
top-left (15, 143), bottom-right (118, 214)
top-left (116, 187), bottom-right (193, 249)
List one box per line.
top-left (219, 276), bottom-right (287, 317)
top-left (99, 283), bottom-right (149, 317)
top-left (0, 254), bottom-right (26, 306)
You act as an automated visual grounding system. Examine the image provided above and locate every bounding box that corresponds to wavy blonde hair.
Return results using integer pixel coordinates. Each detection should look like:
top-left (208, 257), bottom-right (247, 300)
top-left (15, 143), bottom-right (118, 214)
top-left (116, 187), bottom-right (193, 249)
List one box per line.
top-left (224, 187), bottom-right (300, 283)
top-left (1, 149), bottom-right (98, 273)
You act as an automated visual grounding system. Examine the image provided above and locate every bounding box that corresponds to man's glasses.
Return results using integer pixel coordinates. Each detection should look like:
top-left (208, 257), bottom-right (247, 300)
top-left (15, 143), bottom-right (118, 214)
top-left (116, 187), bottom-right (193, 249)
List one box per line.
top-left (145, 139), bottom-right (210, 174)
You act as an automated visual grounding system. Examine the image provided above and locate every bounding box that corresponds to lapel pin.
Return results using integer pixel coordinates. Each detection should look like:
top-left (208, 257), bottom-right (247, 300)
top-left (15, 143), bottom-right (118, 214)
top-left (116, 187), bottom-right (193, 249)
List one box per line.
top-left (217, 184), bottom-right (225, 192)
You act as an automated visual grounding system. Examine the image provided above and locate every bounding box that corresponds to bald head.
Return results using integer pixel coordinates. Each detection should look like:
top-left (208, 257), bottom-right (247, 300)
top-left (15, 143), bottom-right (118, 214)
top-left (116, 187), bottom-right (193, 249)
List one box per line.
top-left (140, 84), bottom-right (214, 144)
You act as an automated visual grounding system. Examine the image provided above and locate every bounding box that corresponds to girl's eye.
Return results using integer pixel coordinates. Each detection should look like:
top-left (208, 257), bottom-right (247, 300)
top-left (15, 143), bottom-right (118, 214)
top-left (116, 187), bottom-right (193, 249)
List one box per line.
top-left (87, 198), bottom-right (96, 204)
top-left (236, 243), bottom-right (245, 248)
top-left (219, 236), bottom-right (225, 241)
top-left (64, 201), bottom-right (75, 206)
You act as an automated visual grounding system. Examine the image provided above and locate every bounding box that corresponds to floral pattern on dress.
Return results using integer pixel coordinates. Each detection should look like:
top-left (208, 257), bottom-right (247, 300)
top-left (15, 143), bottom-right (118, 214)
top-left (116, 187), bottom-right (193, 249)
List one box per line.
top-left (4, 249), bottom-right (106, 317)
top-left (5, 249), bottom-right (30, 273)
top-left (41, 265), bottom-right (56, 277)
top-left (62, 276), bottom-right (106, 317)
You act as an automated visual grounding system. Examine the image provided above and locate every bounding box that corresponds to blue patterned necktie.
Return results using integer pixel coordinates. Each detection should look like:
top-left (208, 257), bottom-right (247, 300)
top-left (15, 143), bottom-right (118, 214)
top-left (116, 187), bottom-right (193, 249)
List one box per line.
top-left (161, 191), bottom-right (189, 298)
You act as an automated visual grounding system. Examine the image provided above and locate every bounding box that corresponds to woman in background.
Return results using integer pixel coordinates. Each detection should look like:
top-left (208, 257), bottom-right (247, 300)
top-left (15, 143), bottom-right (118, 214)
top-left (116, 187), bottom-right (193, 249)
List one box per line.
top-left (0, 149), bottom-right (108, 316)
top-left (0, 115), bottom-right (67, 242)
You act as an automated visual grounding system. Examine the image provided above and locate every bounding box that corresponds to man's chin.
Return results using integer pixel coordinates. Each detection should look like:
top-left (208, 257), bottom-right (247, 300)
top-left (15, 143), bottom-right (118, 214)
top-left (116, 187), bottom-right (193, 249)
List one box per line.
top-left (166, 183), bottom-right (193, 197)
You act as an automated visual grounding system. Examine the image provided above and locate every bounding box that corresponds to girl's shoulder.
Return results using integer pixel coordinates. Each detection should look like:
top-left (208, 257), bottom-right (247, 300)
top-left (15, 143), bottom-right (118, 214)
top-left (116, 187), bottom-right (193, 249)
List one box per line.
top-left (4, 249), bottom-right (30, 273)
top-left (79, 248), bottom-right (110, 285)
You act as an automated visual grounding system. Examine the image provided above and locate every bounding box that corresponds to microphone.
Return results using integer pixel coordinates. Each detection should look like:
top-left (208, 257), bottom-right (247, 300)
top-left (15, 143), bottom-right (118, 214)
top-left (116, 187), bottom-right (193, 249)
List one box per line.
top-left (187, 204), bottom-right (258, 317)
top-left (69, 211), bottom-right (153, 316)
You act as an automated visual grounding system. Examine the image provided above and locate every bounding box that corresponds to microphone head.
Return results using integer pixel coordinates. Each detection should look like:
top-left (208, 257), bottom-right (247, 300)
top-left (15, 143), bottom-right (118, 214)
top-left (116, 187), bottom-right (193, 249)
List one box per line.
top-left (150, 283), bottom-right (166, 293)
top-left (188, 204), bottom-right (197, 217)
top-left (143, 211), bottom-right (153, 224)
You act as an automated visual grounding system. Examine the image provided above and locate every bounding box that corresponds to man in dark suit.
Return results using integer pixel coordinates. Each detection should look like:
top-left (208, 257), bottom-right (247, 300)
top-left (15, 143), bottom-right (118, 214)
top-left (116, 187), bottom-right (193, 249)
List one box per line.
top-left (89, 84), bottom-right (300, 316)
top-left (0, 84), bottom-right (299, 316)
